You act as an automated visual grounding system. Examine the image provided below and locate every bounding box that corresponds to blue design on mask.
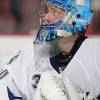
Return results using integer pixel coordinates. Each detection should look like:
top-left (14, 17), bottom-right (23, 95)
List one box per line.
top-left (35, 0), bottom-right (93, 43)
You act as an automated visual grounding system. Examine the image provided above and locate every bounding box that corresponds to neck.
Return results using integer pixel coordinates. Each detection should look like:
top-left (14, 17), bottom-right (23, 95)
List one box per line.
top-left (58, 35), bottom-right (78, 54)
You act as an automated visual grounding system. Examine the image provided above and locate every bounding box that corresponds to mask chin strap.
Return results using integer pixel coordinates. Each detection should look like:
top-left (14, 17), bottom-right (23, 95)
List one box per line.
top-left (34, 27), bottom-right (43, 44)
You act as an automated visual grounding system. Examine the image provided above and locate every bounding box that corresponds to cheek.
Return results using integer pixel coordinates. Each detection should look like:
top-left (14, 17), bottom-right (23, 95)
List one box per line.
top-left (50, 18), bottom-right (60, 25)
top-left (48, 13), bottom-right (60, 24)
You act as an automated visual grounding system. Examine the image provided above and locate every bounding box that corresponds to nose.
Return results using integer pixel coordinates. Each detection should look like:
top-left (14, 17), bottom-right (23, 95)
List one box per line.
top-left (43, 12), bottom-right (53, 25)
top-left (43, 12), bottom-right (60, 25)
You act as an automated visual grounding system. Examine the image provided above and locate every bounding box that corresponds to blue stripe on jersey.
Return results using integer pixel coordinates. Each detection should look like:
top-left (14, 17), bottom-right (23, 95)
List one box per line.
top-left (7, 87), bottom-right (23, 100)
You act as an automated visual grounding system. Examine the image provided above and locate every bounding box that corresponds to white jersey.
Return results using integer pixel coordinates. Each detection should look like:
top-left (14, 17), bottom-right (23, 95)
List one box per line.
top-left (0, 37), bottom-right (100, 100)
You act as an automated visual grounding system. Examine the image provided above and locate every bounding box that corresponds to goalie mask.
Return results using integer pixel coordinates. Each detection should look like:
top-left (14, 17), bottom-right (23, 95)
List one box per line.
top-left (35, 0), bottom-right (94, 44)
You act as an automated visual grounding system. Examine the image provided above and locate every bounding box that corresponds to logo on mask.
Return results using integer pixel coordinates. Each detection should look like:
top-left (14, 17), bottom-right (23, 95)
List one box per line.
top-left (32, 74), bottom-right (41, 89)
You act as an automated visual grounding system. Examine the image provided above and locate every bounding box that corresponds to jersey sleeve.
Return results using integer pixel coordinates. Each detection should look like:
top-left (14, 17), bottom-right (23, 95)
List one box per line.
top-left (0, 82), bottom-right (9, 100)
top-left (2, 46), bottom-right (36, 100)
top-left (95, 38), bottom-right (100, 67)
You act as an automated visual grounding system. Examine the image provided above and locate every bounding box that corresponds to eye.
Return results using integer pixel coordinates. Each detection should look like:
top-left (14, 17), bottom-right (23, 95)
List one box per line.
top-left (44, 5), bottom-right (49, 14)
top-left (40, 2), bottom-right (49, 15)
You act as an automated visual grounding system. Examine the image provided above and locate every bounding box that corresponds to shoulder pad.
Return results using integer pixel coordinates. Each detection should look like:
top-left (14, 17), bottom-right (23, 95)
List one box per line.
top-left (7, 50), bottom-right (21, 65)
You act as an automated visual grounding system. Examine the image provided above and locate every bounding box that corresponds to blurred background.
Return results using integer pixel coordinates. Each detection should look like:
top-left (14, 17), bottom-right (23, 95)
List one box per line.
top-left (0, 0), bottom-right (41, 64)
top-left (0, 0), bottom-right (41, 33)
top-left (0, 0), bottom-right (100, 64)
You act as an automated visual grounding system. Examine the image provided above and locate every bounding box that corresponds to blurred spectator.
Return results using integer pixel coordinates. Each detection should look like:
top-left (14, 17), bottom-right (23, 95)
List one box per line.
top-left (0, 0), bottom-right (41, 33)
top-left (11, 0), bottom-right (22, 31)
top-left (0, 0), bottom-right (22, 33)
top-left (93, 11), bottom-right (100, 34)
top-left (92, 0), bottom-right (100, 34)
top-left (0, 0), bottom-right (15, 33)
top-left (20, 0), bottom-right (41, 32)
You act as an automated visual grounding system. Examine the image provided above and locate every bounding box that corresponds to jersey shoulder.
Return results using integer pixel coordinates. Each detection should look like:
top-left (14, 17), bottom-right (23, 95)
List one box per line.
top-left (81, 37), bottom-right (100, 49)
top-left (6, 45), bottom-right (35, 78)
top-left (8, 45), bottom-right (35, 65)
top-left (85, 36), bottom-right (100, 43)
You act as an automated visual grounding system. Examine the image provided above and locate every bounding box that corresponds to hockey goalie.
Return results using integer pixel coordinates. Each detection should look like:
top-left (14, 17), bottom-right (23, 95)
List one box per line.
top-left (0, 0), bottom-right (100, 100)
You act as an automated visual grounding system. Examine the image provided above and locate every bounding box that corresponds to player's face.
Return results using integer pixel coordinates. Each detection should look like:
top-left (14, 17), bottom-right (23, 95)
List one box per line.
top-left (40, 3), bottom-right (65, 25)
